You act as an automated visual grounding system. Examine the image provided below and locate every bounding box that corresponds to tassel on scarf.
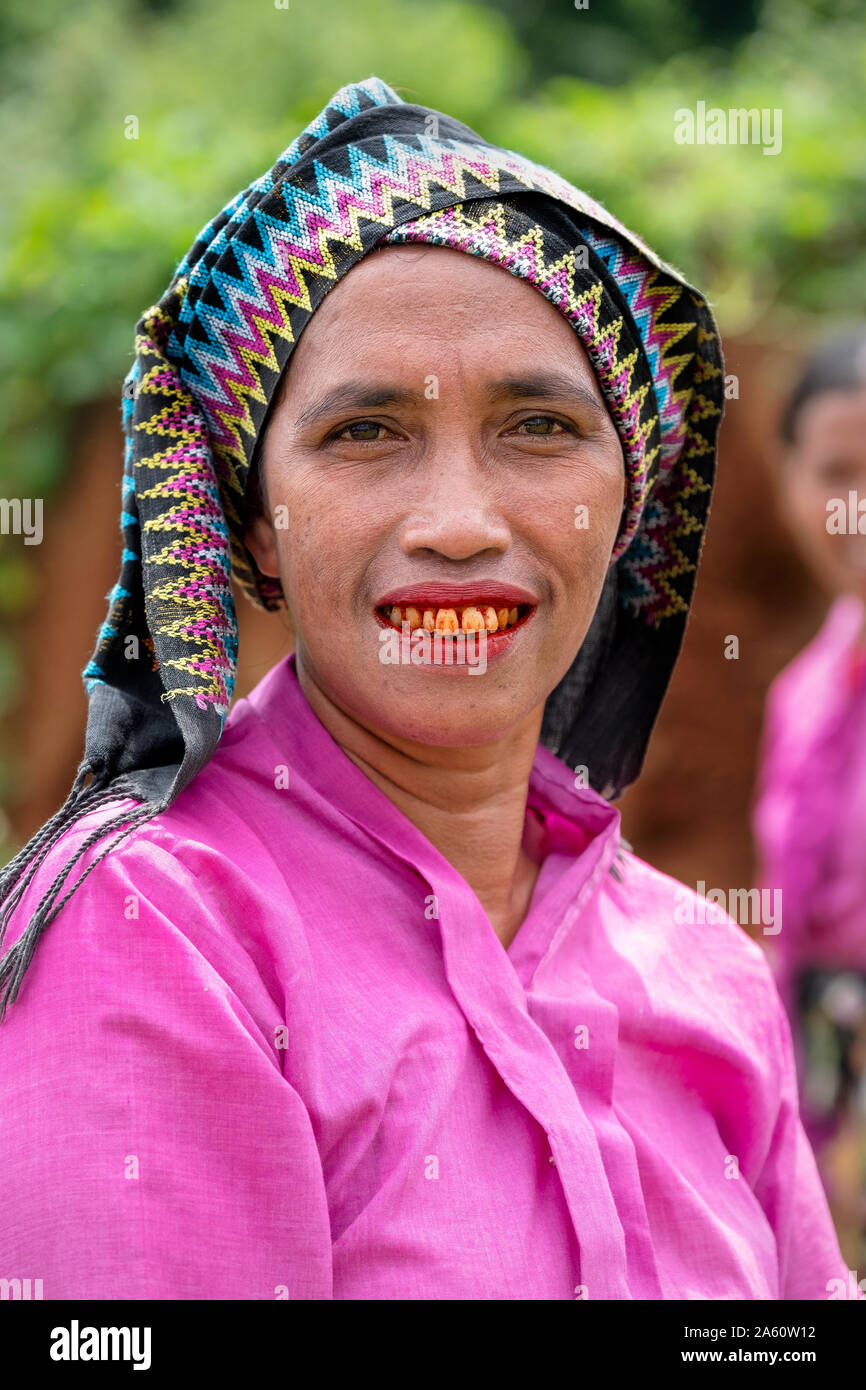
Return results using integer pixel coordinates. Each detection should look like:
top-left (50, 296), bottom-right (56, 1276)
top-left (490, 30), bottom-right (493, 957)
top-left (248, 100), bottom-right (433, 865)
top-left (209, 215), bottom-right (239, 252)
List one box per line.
top-left (0, 767), bottom-right (158, 1021)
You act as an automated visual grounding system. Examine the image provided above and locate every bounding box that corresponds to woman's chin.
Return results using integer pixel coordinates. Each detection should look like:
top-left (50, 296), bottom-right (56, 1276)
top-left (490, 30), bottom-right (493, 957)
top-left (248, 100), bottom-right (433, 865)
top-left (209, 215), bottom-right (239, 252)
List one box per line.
top-left (355, 683), bottom-right (539, 751)
top-left (397, 721), bottom-right (511, 749)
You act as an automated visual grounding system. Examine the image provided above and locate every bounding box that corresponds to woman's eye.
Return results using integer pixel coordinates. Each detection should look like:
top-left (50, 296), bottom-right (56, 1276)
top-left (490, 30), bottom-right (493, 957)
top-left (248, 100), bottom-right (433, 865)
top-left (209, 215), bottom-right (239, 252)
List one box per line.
top-left (820, 463), bottom-right (857, 485)
top-left (513, 416), bottom-right (570, 437)
top-left (332, 421), bottom-right (389, 442)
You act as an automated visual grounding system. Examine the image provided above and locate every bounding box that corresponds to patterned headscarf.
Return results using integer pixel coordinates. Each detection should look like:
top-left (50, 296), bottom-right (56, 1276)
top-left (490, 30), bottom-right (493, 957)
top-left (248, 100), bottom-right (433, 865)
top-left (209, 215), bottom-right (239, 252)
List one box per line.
top-left (0, 77), bottom-right (724, 1016)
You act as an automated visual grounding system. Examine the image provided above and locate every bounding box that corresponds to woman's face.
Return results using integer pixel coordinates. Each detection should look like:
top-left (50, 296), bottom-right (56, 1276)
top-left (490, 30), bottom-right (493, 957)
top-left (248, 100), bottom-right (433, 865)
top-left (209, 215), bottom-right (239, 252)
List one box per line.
top-left (245, 243), bottom-right (626, 748)
top-left (782, 388), bottom-right (866, 603)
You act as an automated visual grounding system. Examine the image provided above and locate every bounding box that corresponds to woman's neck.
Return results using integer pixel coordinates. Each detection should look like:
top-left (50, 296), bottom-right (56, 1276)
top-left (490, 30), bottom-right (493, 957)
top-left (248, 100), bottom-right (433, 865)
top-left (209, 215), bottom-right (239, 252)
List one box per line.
top-left (296, 661), bottom-right (545, 950)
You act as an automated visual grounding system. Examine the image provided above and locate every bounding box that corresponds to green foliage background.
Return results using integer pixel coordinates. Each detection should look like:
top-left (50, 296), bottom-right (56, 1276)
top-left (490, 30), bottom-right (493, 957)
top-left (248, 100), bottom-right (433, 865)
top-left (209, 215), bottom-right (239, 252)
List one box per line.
top-left (0, 0), bottom-right (864, 818)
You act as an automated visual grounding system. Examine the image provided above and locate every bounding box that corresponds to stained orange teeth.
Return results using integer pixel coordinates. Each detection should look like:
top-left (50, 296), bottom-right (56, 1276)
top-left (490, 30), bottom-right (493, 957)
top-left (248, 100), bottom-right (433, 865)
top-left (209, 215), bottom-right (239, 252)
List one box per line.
top-left (461, 607), bottom-right (484, 632)
top-left (434, 608), bottom-right (459, 633)
top-left (381, 603), bottom-right (527, 632)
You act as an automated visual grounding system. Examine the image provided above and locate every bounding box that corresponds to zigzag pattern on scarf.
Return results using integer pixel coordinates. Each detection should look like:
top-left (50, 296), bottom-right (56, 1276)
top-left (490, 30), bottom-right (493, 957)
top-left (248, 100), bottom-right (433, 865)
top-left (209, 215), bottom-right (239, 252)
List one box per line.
top-left (578, 227), bottom-right (695, 467)
top-left (618, 307), bottom-right (720, 624)
top-left (168, 127), bottom-right (675, 498)
top-left (130, 293), bottom-right (237, 714)
top-left (173, 77), bottom-right (405, 285)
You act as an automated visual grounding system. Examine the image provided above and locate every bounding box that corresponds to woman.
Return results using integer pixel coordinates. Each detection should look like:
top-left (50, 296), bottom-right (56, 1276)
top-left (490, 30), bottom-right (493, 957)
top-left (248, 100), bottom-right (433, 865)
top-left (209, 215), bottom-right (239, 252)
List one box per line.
top-left (753, 329), bottom-right (866, 1268)
top-left (0, 77), bottom-right (848, 1299)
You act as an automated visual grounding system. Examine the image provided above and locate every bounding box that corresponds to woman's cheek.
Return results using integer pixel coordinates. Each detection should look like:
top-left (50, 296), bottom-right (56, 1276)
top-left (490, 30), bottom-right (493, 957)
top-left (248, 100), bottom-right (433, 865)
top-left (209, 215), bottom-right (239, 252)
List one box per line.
top-left (783, 479), bottom-right (821, 541)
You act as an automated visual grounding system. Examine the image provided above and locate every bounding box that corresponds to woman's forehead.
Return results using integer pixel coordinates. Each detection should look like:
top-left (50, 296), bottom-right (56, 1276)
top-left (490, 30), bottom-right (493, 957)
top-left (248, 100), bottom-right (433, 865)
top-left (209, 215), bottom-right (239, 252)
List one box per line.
top-left (283, 242), bottom-right (595, 387)
top-left (323, 241), bottom-right (577, 324)
top-left (793, 388), bottom-right (866, 454)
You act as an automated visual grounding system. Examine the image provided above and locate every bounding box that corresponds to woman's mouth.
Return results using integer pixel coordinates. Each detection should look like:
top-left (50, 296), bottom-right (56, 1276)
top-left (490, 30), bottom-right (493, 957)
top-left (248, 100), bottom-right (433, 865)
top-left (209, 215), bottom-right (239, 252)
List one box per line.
top-left (375, 602), bottom-right (532, 633)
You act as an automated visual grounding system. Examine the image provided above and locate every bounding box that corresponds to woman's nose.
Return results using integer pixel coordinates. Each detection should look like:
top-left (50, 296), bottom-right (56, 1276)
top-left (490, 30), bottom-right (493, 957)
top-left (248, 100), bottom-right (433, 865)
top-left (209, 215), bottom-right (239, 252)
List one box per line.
top-left (397, 440), bottom-right (512, 560)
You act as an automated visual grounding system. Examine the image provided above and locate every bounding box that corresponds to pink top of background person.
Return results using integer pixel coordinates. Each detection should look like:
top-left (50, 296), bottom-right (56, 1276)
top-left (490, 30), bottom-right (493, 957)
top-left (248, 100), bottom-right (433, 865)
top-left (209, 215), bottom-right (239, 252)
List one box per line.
top-left (754, 593), bottom-right (866, 1015)
top-left (752, 327), bottom-right (866, 1266)
top-left (754, 326), bottom-right (866, 1023)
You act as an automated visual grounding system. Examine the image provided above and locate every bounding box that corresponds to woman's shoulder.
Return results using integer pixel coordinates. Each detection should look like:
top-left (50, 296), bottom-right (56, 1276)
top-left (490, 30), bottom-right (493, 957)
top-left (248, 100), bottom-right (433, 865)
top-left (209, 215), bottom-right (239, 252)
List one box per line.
top-left (34, 682), bottom-right (301, 889)
top-left (0, 769), bottom-right (302, 1040)
top-left (609, 846), bottom-right (781, 1018)
top-left (0, 708), bottom-right (308, 1015)
top-left (613, 845), bottom-right (763, 937)
top-left (7, 712), bottom-right (291, 921)
top-left (768, 594), bottom-right (864, 711)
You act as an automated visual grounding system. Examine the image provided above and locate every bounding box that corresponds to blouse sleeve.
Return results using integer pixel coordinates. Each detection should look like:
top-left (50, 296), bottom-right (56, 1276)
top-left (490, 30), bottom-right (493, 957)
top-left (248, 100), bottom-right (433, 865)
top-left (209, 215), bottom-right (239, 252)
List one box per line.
top-left (0, 814), bottom-right (333, 1300)
top-left (753, 967), bottom-right (856, 1301)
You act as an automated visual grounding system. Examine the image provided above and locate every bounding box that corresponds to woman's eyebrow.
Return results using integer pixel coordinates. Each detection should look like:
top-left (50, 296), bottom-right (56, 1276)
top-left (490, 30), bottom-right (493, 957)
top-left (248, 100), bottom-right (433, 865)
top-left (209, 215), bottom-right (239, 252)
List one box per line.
top-left (294, 381), bottom-right (422, 429)
top-left (293, 372), bottom-right (607, 431)
top-left (485, 373), bottom-right (606, 417)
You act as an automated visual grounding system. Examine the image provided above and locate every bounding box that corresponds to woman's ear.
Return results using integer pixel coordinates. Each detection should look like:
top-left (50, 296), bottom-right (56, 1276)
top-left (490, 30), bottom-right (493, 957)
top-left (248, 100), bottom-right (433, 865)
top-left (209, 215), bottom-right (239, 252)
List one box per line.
top-left (244, 509), bottom-right (282, 579)
top-left (244, 467), bottom-right (282, 579)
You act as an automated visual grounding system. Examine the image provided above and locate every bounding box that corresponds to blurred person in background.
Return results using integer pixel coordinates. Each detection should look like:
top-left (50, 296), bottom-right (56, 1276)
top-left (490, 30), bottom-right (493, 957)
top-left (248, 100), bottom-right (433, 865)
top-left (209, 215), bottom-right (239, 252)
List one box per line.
top-left (753, 328), bottom-right (866, 1267)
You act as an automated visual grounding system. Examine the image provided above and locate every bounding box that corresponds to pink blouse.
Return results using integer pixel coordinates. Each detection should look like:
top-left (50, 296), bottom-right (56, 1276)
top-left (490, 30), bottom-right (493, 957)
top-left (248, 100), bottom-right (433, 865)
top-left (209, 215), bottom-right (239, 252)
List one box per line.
top-left (753, 594), bottom-right (866, 1015)
top-left (0, 655), bottom-right (848, 1299)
